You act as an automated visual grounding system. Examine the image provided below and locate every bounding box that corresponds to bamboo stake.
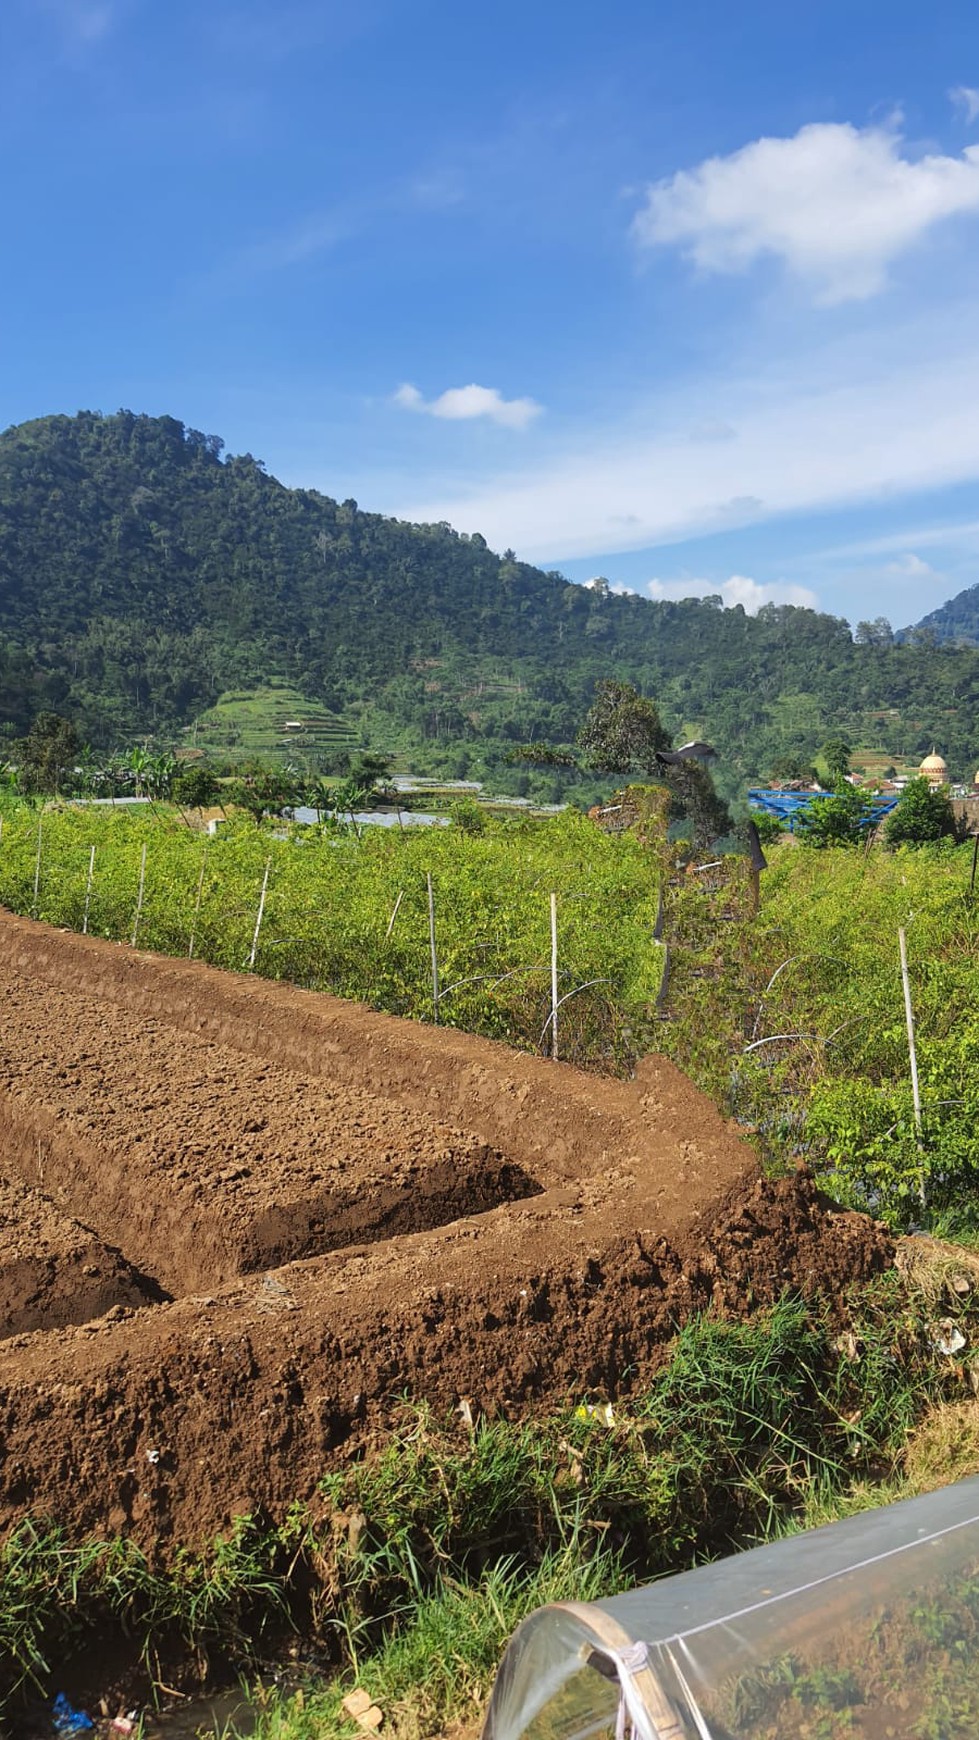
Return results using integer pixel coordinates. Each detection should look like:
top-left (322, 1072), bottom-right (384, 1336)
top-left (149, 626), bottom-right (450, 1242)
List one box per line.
top-left (188, 845), bottom-right (208, 959)
top-left (384, 888), bottom-right (405, 942)
top-left (31, 820), bottom-right (42, 919)
top-left (131, 842), bottom-right (147, 948)
top-left (549, 892), bottom-right (559, 1061)
top-left (970, 833), bottom-right (979, 897)
top-left (426, 872), bottom-right (439, 1022)
top-left (82, 845), bottom-right (95, 935)
top-left (898, 926), bottom-right (926, 1208)
top-left (248, 857), bottom-right (271, 970)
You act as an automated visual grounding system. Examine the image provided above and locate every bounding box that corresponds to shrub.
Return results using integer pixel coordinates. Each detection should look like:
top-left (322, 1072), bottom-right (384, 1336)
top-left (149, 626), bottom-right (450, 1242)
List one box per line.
top-left (885, 777), bottom-right (963, 848)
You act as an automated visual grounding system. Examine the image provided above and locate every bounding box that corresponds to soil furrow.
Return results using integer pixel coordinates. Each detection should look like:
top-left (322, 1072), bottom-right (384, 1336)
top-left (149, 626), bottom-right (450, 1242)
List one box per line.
top-left (0, 909), bottom-right (892, 1554)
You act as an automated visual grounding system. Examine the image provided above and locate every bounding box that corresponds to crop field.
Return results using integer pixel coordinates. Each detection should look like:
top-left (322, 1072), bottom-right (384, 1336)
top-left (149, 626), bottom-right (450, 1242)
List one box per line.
top-left (0, 907), bottom-right (891, 1558)
top-left (660, 838), bottom-right (979, 1227)
top-left (0, 804), bottom-right (667, 1067)
top-left (2, 801), bottom-right (977, 1224)
top-left (0, 804), bottom-right (976, 1730)
top-left (186, 682), bottom-right (360, 766)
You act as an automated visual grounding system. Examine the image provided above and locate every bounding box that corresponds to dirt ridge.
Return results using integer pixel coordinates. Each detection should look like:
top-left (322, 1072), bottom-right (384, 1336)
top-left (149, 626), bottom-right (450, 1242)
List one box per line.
top-left (0, 909), bottom-right (892, 1552)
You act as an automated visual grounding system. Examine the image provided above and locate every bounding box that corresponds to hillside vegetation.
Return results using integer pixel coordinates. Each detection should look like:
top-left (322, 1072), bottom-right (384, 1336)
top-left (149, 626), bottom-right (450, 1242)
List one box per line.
top-left (3, 411), bottom-right (979, 787)
top-left (912, 581), bottom-right (979, 647)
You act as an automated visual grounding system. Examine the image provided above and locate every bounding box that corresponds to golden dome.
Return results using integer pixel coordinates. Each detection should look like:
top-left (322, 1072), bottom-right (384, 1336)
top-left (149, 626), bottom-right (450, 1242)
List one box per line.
top-left (920, 750), bottom-right (947, 775)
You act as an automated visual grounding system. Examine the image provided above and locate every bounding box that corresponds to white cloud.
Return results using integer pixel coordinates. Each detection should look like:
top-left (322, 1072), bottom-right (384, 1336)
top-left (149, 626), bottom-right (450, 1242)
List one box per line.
top-left (950, 86), bottom-right (979, 126)
top-left (809, 519), bottom-right (979, 564)
top-left (645, 575), bottom-right (819, 613)
top-left (393, 382), bottom-right (542, 430)
top-left (395, 312), bottom-right (979, 560)
top-left (408, 169), bottom-right (466, 209)
top-left (880, 552), bottom-right (939, 579)
top-left (633, 120), bottom-right (979, 303)
top-left (71, 3), bottom-right (112, 39)
top-left (826, 551), bottom-right (950, 626)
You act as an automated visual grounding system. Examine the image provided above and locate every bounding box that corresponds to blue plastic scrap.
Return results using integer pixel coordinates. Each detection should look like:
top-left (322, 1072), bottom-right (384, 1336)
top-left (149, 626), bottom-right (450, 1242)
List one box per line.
top-left (52, 1694), bottom-right (94, 1734)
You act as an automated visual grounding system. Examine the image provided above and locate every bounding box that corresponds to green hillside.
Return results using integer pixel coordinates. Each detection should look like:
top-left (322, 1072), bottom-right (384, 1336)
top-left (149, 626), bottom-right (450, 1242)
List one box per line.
top-left (911, 583), bottom-right (979, 647)
top-left (3, 409), bottom-right (979, 786)
top-left (187, 681), bottom-right (360, 767)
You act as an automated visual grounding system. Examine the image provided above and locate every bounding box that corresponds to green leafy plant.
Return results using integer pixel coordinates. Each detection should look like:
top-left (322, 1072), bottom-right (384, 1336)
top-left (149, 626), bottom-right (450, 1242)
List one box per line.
top-left (885, 777), bottom-right (965, 848)
top-left (796, 783), bottom-right (877, 848)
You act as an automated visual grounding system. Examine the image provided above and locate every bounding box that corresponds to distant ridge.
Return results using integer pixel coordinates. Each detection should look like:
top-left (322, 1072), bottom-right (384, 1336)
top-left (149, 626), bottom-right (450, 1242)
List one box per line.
top-left (2, 410), bottom-right (979, 782)
top-left (907, 583), bottom-right (979, 647)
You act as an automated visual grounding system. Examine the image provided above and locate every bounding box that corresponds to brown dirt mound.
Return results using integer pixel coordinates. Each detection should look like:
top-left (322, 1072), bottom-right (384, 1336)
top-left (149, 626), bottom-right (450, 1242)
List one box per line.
top-left (0, 982), bottom-right (542, 1291)
top-left (0, 909), bottom-right (893, 1553)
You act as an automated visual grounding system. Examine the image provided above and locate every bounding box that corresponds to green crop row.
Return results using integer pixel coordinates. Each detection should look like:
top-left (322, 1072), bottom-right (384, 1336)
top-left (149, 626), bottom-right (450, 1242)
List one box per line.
top-left (0, 802), bottom-right (665, 1069)
top-left (660, 839), bottom-right (979, 1228)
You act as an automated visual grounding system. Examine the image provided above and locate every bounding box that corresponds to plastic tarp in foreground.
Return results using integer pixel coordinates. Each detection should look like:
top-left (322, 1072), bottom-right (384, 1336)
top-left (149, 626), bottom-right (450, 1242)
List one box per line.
top-left (482, 1475), bottom-right (979, 1740)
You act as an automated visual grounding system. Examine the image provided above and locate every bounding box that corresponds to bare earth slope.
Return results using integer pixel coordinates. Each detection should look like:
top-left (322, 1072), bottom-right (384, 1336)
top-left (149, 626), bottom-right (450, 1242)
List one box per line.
top-left (0, 911), bottom-right (891, 1552)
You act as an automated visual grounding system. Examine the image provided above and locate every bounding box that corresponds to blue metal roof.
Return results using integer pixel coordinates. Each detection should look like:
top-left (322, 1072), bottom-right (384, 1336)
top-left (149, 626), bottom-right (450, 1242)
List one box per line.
top-left (747, 788), bottom-right (900, 830)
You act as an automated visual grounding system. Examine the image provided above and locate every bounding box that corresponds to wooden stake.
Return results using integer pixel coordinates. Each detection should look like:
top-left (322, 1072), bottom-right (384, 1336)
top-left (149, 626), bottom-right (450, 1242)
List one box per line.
top-left (898, 926), bottom-right (925, 1208)
top-left (655, 944), bottom-right (671, 1013)
top-left (82, 845), bottom-right (96, 935)
top-left (384, 889), bottom-right (405, 942)
top-left (31, 820), bottom-right (42, 919)
top-left (652, 881), bottom-right (664, 941)
top-left (550, 892), bottom-right (559, 1061)
top-left (427, 872), bottom-right (440, 1022)
top-left (248, 858), bottom-right (271, 970)
top-left (188, 845), bottom-right (208, 959)
top-left (970, 833), bottom-right (979, 897)
top-left (131, 843), bottom-right (147, 948)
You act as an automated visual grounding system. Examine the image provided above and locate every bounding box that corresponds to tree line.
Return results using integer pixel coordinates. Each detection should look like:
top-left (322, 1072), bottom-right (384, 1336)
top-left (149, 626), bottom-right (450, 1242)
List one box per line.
top-left (3, 411), bottom-right (979, 785)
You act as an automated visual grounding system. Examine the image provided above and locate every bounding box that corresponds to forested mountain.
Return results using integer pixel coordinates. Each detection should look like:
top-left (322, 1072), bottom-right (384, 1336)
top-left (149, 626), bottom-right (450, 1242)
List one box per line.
top-left (2, 409), bottom-right (979, 786)
top-left (909, 584), bottom-right (979, 648)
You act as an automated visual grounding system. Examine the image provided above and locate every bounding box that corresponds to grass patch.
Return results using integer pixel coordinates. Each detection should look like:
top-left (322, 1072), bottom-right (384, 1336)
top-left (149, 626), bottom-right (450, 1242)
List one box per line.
top-left (2, 1268), bottom-right (973, 1730)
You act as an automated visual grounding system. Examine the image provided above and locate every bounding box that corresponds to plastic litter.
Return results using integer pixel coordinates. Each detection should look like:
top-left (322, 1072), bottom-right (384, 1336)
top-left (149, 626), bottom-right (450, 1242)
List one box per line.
top-left (930, 1320), bottom-right (967, 1356)
top-left (52, 1694), bottom-right (94, 1734)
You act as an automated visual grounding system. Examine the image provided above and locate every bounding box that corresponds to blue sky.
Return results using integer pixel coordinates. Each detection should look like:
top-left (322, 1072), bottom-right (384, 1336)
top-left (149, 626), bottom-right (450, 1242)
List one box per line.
top-left (3, 0), bottom-right (979, 627)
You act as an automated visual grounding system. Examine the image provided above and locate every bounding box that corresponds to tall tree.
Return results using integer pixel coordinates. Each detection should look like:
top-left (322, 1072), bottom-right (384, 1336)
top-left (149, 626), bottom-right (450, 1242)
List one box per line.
top-left (577, 680), bottom-right (669, 772)
top-left (229, 766), bottom-right (300, 825)
top-left (16, 712), bottom-right (81, 795)
top-left (578, 680), bottom-right (730, 847)
top-left (820, 737), bottom-right (852, 783)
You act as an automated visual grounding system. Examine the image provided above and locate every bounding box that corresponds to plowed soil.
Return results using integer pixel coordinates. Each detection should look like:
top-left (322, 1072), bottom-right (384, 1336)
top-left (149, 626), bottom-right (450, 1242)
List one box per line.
top-left (0, 909), bottom-right (892, 1554)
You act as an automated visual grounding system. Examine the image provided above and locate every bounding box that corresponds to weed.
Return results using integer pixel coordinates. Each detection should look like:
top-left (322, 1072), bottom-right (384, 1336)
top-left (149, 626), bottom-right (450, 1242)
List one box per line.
top-left (0, 1283), bottom-right (968, 1727)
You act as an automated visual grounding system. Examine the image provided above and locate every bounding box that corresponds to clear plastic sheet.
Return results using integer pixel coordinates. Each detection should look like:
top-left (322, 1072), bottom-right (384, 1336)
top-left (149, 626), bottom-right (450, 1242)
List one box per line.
top-left (482, 1475), bottom-right (979, 1740)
